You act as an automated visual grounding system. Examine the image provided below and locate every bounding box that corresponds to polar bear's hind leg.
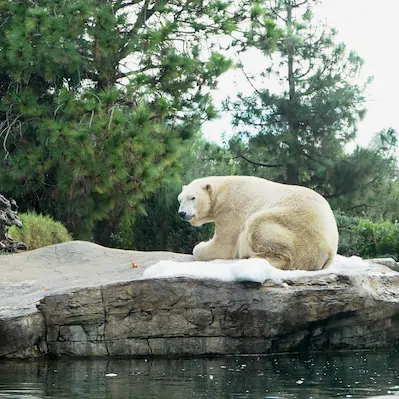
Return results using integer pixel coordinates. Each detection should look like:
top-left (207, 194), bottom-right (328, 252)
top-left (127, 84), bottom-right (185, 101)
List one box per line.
top-left (241, 210), bottom-right (296, 270)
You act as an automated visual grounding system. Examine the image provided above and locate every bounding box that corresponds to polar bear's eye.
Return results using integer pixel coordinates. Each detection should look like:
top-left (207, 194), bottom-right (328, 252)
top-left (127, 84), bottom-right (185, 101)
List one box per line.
top-left (191, 197), bottom-right (196, 201)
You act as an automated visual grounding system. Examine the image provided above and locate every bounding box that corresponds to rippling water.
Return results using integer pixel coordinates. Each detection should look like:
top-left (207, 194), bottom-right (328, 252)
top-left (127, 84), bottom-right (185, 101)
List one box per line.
top-left (0, 350), bottom-right (398, 398)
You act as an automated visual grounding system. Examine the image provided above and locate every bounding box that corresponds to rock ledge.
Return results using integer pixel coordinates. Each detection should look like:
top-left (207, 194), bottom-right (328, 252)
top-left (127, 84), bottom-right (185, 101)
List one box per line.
top-left (0, 241), bottom-right (398, 358)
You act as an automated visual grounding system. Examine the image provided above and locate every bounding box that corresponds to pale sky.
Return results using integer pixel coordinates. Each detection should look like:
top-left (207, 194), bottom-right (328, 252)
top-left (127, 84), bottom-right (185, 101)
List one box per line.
top-left (202, 0), bottom-right (399, 149)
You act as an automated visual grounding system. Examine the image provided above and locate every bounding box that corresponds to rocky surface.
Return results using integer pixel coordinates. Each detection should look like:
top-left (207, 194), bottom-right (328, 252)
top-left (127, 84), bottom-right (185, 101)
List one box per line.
top-left (1, 241), bottom-right (399, 358)
top-left (0, 241), bottom-right (191, 357)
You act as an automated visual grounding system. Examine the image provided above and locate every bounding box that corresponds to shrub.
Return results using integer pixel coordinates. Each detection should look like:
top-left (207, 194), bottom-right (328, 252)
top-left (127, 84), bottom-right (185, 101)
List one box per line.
top-left (335, 213), bottom-right (399, 260)
top-left (335, 213), bottom-right (362, 257)
top-left (8, 212), bottom-right (72, 250)
top-left (113, 183), bottom-right (214, 254)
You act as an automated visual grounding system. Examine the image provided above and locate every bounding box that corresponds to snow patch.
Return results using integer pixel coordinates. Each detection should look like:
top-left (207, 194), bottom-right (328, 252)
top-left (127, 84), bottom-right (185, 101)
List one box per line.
top-left (142, 255), bottom-right (397, 284)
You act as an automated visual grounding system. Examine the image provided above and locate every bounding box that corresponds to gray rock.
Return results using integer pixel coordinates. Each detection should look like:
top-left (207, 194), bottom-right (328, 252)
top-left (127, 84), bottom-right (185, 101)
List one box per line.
top-left (367, 257), bottom-right (399, 272)
top-left (0, 241), bottom-right (191, 357)
top-left (0, 241), bottom-right (399, 358)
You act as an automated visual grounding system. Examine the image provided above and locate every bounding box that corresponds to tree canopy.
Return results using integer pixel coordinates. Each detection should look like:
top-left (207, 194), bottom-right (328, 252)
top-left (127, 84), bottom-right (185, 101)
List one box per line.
top-left (0, 0), bottom-right (398, 249)
top-left (0, 0), bottom-right (237, 237)
top-left (227, 0), bottom-right (370, 188)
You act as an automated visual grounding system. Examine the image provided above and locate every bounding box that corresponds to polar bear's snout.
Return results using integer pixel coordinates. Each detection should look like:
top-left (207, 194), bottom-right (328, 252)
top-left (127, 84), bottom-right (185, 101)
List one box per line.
top-left (178, 194), bottom-right (196, 221)
top-left (178, 183), bottom-right (213, 226)
top-left (178, 211), bottom-right (193, 221)
top-left (178, 201), bottom-right (195, 221)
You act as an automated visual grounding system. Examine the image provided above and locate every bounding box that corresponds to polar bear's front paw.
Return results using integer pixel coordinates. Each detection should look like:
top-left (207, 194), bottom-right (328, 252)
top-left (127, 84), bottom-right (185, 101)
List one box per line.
top-left (193, 241), bottom-right (212, 261)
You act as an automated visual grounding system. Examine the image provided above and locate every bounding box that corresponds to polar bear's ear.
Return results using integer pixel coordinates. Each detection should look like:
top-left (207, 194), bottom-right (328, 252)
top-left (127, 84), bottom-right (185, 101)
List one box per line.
top-left (203, 184), bottom-right (212, 193)
top-left (182, 185), bottom-right (187, 190)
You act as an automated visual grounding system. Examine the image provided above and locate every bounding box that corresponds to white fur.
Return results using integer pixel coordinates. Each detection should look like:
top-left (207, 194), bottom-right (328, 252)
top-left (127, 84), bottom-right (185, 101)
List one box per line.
top-left (178, 176), bottom-right (339, 271)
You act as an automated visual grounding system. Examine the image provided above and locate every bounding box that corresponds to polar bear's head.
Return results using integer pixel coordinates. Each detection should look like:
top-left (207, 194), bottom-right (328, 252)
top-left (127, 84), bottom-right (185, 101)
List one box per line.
top-left (177, 181), bottom-right (212, 226)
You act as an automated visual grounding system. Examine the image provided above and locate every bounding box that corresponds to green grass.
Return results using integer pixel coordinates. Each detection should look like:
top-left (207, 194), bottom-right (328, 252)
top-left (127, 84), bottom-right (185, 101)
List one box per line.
top-left (8, 212), bottom-right (72, 250)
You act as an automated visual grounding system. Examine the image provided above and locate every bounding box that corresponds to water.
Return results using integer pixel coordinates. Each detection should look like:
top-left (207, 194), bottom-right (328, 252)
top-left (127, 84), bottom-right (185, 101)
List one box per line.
top-left (0, 350), bottom-right (398, 399)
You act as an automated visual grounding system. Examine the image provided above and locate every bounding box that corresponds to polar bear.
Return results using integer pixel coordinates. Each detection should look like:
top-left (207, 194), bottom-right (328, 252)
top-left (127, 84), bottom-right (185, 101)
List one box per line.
top-left (177, 176), bottom-right (339, 271)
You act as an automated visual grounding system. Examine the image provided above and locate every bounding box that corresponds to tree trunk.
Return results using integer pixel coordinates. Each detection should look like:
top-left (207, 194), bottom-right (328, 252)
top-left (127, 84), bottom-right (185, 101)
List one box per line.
top-left (286, 1), bottom-right (295, 104)
top-left (285, 0), bottom-right (301, 185)
top-left (0, 195), bottom-right (27, 252)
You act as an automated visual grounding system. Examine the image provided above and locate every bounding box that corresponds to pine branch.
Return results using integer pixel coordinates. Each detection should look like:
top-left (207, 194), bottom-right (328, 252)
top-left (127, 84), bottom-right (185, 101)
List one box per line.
top-left (0, 111), bottom-right (21, 161)
top-left (324, 176), bottom-right (381, 199)
top-left (118, 0), bottom-right (144, 9)
top-left (131, 0), bottom-right (167, 34)
top-left (116, 63), bottom-right (161, 80)
top-left (118, 0), bottom-right (169, 61)
top-left (238, 153), bottom-right (283, 168)
top-left (291, 0), bottom-right (308, 8)
top-left (346, 203), bottom-right (373, 211)
top-left (295, 61), bottom-right (314, 79)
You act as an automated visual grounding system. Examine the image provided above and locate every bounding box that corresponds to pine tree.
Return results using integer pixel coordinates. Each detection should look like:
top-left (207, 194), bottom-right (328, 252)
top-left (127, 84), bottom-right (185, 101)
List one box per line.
top-left (108, 136), bottom-right (237, 251)
top-left (325, 128), bottom-right (399, 216)
top-left (0, 0), bottom-right (236, 238)
top-left (227, 0), bottom-right (368, 189)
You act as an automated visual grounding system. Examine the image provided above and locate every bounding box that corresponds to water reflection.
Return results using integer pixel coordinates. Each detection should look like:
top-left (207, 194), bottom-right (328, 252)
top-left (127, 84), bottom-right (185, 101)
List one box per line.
top-left (0, 350), bottom-right (398, 398)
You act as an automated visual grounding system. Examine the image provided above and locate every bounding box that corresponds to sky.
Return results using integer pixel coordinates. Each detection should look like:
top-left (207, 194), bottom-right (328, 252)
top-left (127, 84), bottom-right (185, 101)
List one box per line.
top-left (202, 0), bottom-right (399, 148)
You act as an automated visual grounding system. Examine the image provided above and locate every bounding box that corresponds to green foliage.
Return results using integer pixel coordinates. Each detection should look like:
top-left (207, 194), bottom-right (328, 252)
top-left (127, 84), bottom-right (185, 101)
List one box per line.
top-left (115, 183), bottom-right (214, 253)
top-left (8, 212), bottom-right (72, 250)
top-left (0, 0), bottom-right (237, 239)
top-left (223, 0), bottom-right (399, 219)
top-left (1, 0), bottom-right (397, 256)
top-left (122, 133), bottom-right (399, 257)
top-left (113, 132), bottom-right (399, 256)
top-left (226, 0), bottom-right (370, 189)
top-left (325, 129), bottom-right (398, 215)
top-left (336, 213), bottom-right (399, 260)
top-left (104, 137), bottom-right (234, 251)
top-left (335, 213), bottom-right (360, 256)
top-left (109, 131), bottom-right (399, 257)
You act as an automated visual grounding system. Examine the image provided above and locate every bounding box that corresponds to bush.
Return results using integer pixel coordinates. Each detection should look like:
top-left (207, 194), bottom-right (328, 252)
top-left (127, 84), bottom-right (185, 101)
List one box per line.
top-left (8, 212), bottom-right (72, 250)
top-left (112, 183), bottom-right (214, 254)
top-left (335, 213), bottom-right (399, 260)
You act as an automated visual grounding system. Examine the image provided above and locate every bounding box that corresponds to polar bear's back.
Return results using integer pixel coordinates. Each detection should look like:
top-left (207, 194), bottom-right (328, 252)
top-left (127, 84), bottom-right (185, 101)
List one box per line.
top-left (194, 175), bottom-right (330, 210)
top-left (191, 175), bottom-right (339, 267)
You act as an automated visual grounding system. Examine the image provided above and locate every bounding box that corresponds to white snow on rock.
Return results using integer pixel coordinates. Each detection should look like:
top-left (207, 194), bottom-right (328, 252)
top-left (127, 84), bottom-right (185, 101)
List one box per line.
top-left (142, 255), bottom-right (398, 284)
